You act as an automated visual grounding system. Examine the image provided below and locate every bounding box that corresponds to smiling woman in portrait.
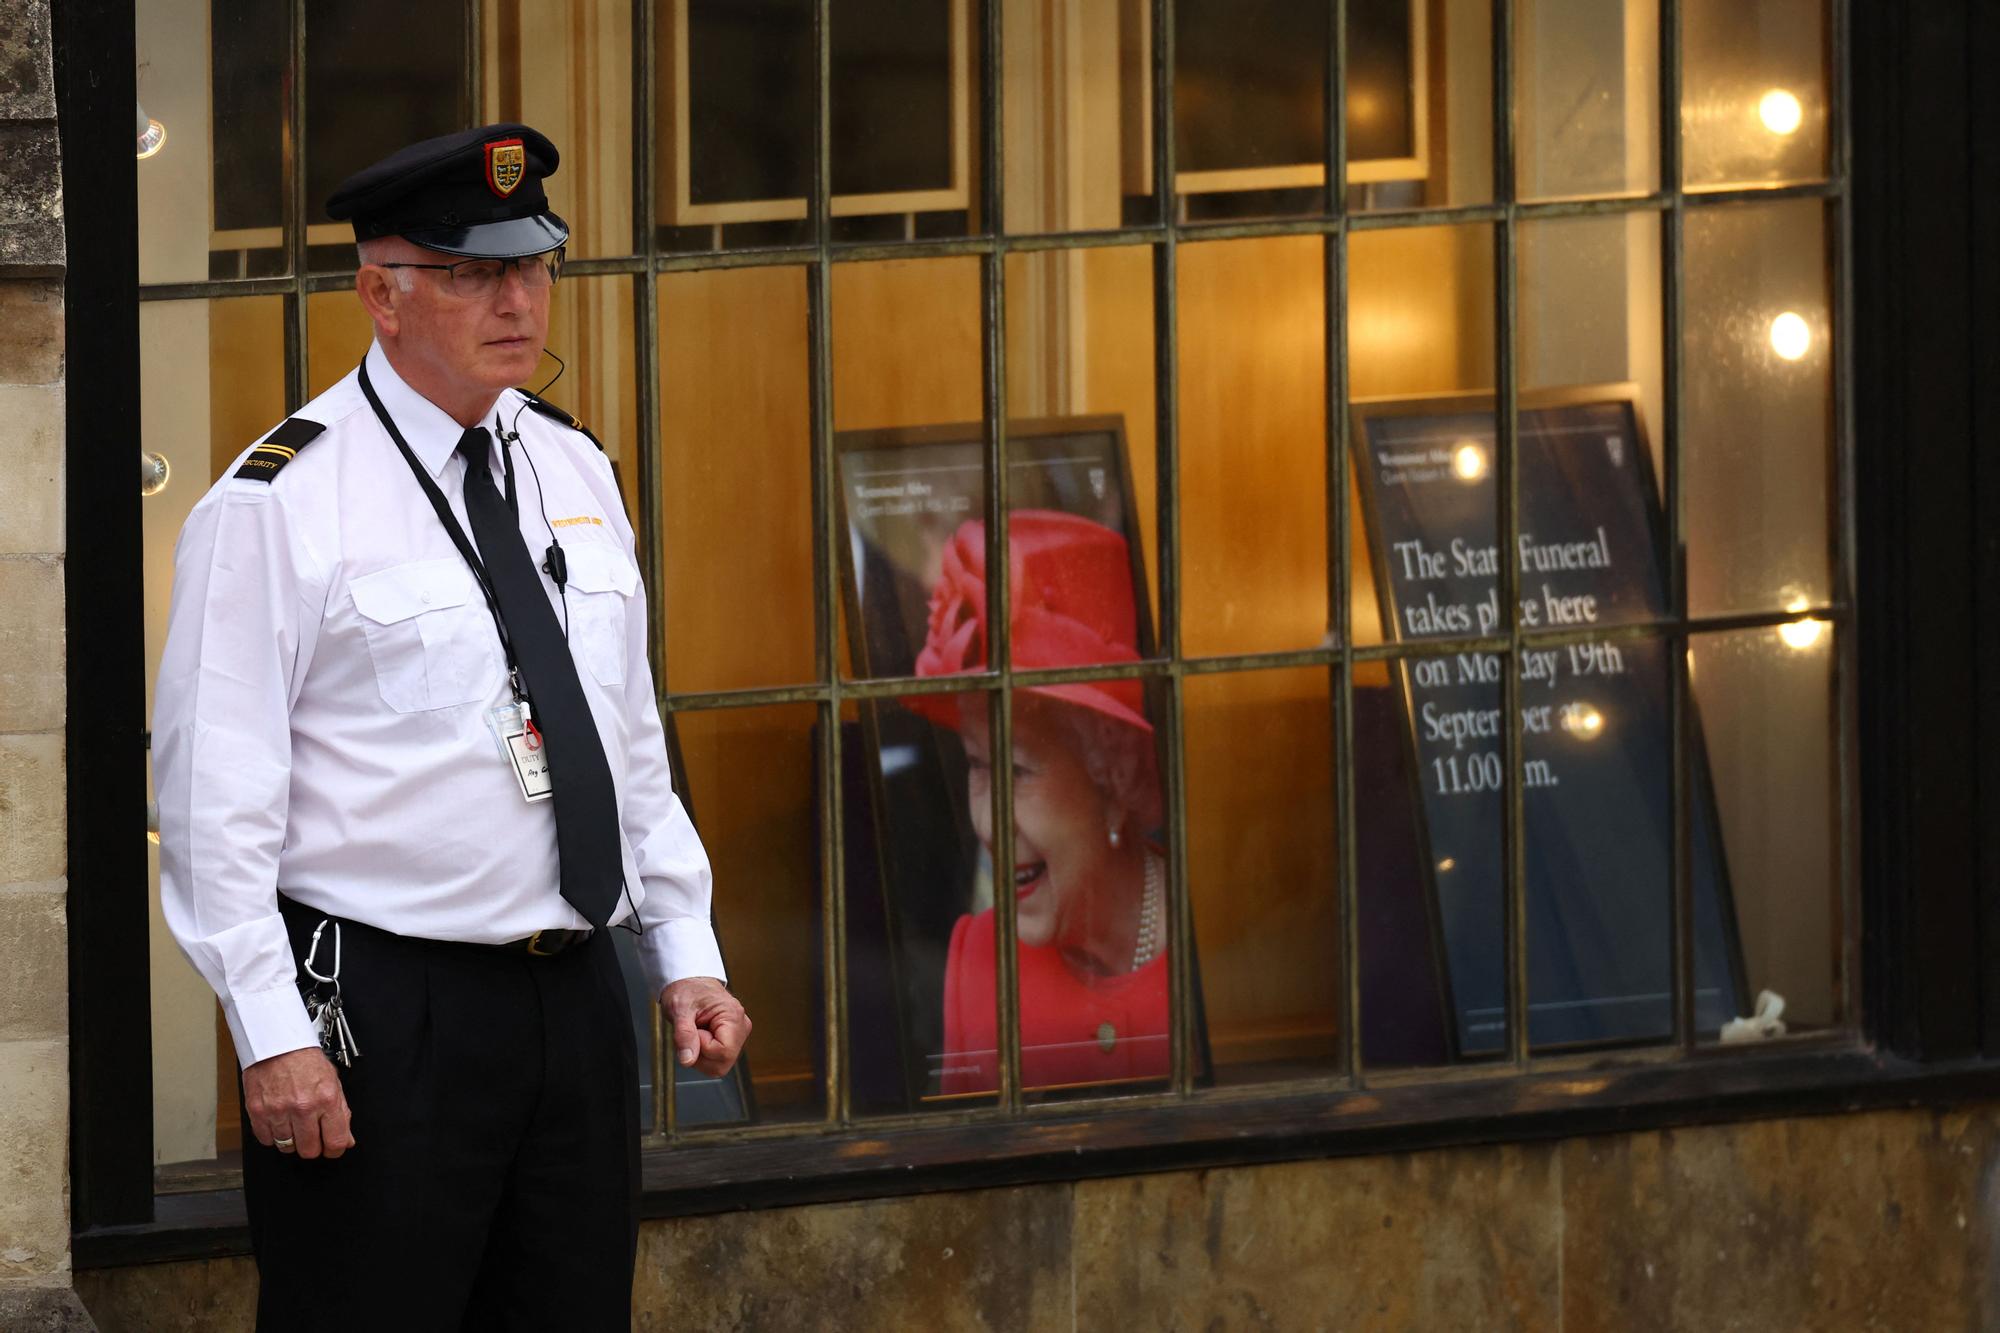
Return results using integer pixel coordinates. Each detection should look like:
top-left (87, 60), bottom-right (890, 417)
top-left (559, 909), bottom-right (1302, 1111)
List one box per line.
top-left (909, 511), bottom-right (1168, 1095)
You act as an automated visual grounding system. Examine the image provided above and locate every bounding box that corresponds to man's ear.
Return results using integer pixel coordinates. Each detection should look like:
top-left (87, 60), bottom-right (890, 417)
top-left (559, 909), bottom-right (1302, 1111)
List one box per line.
top-left (354, 266), bottom-right (401, 338)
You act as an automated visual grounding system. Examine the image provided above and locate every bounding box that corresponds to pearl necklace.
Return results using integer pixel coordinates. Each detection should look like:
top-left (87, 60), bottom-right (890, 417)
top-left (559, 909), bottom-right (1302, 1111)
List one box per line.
top-left (1131, 850), bottom-right (1164, 971)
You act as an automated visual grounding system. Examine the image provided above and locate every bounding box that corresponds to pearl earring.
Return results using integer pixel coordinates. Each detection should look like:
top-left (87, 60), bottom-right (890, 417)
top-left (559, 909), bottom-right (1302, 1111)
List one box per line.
top-left (1108, 825), bottom-right (1122, 849)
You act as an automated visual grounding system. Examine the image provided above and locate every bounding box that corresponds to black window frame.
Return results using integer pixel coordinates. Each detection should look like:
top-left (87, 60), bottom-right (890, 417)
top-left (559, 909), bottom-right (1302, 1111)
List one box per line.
top-left (62, 0), bottom-right (2000, 1265)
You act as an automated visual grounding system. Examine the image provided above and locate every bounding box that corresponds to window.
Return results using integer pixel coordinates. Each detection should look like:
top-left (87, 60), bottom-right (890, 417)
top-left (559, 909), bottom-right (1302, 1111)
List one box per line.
top-left (122, 0), bottom-right (1853, 1210)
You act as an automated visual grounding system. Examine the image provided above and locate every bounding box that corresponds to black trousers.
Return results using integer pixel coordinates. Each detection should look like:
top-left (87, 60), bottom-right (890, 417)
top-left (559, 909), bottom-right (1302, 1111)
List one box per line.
top-left (243, 897), bottom-right (640, 1332)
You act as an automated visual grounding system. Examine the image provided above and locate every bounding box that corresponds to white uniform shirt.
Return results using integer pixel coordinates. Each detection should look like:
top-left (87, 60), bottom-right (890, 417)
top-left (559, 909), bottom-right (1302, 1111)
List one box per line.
top-left (154, 342), bottom-right (724, 1067)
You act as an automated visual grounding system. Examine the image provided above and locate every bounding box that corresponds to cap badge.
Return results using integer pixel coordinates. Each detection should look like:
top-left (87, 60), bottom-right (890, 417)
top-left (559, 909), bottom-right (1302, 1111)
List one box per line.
top-left (485, 138), bottom-right (526, 198)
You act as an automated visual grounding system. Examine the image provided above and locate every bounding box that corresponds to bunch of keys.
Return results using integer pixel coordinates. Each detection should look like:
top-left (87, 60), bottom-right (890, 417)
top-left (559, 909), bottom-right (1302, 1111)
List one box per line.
top-left (301, 918), bottom-right (362, 1068)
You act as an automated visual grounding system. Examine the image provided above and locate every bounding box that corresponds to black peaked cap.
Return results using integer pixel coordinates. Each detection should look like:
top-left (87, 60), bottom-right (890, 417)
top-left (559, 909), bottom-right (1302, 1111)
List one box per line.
top-left (326, 123), bottom-right (569, 259)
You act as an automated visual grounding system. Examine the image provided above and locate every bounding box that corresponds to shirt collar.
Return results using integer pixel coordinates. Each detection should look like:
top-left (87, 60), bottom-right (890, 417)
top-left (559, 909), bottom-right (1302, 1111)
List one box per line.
top-left (363, 341), bottom-right (504, 479)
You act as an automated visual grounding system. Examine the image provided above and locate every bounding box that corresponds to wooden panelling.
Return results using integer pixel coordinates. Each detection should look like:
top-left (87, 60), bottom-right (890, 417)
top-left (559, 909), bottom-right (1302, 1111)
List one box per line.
top-left (1176, 235), bottom-right (1331, 660)
top-left (1185, 668), bottom-right (1341, 1072)
top-left (659, 265), bottom-right (816, 694)
top-left (674, 704), bottom-right (823, 1113)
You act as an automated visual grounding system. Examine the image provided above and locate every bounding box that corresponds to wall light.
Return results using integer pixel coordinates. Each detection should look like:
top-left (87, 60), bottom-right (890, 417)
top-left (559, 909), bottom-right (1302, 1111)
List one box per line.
top-left (1562, 702), bottom-right (1605, 741)
top-left (136, 101), bottom-right (167, 159)
top-left (1450, 440), bottom-right (1488, 483)
top-left (1778, 595), bottom-right (1826, 651)
top-left (1758, 89), bottom-right (1803, 136)
top-left (1769, 311), bottom-right (1812, 362)
top-left (141, 450), bottom-right (171, 497)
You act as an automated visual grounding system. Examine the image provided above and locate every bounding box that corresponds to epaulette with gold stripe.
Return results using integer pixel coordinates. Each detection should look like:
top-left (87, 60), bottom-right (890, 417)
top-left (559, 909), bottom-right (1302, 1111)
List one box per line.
top-left (234, 416), bottom-right (327, 482)
top-left (519, 389), bottom-right (603, 451)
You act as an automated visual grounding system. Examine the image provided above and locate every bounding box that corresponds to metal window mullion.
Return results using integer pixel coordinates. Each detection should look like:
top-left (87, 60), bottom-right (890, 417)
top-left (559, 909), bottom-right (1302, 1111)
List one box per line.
top-left (1492, 0), bottom-right (1528, 1071)
top-left (1661, 0), bottom-right (1695, 1055)
top-left (983, 266), bottom-right (1022, 1111)
top-left (634, 0), bottom-right (667, 706)
top-left (282, 0), bottom-right (309, 411)
top-left (1149, 0), bottom-right (1197, 1098)
top-left (1828, 0), bottom-right (1859, 1030)
top-left (1326, 0), bottom-right (1362, 1086)
top-left (465, 0), bottom-right (483, 121)
top-left (974, 0), bottom-right (1025, 1115)
top-left (807, 0), bottom-right (851, 1129)
top-left (630, 0), bottom-right (676, 1144)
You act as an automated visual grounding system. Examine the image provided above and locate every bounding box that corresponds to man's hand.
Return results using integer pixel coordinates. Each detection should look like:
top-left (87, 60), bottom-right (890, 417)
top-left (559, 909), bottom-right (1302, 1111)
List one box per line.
top-left (242, 1047), bottom-right (355, 1159)
top-left (659, 977), bottom-right (751, 1077)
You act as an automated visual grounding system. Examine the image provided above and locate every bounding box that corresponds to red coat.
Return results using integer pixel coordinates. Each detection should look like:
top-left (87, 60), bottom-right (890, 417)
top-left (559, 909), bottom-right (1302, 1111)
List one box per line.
top-left (939, 909), bottom-right (1169, 1095)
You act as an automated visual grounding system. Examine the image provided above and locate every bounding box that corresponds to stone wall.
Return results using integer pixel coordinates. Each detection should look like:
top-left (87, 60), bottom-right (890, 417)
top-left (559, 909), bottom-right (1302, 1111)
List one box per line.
top-left (72, 1104), bottom-right (2000, 1331)
top-left (0, 0), bottom-right (89, 1327)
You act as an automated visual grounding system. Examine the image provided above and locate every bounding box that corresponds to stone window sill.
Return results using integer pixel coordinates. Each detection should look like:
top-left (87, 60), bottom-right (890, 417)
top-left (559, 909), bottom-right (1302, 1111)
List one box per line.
top-left (75, 1042), bottom-right (2000, 1270)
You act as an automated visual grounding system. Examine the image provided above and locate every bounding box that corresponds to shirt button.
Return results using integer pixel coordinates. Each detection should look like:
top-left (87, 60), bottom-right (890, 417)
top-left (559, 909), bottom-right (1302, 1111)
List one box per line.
top-left (420, 592), bottom-right (432, 604)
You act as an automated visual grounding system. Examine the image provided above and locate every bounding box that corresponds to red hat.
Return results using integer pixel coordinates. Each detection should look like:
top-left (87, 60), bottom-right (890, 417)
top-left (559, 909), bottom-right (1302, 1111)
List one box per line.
top-left (911, 510), bottom-right (1151, 732)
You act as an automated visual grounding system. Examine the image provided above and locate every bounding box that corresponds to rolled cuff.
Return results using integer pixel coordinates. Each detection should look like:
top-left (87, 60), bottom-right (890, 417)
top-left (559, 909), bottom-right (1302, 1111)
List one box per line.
top-left (638, 917), bottom-right (728, 1000)
top-left (224, 983), bottom-right (320, 1069)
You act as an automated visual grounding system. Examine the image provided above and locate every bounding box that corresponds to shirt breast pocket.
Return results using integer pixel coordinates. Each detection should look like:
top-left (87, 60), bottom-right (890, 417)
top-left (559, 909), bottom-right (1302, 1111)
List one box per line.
top-left (349, 559), bottom-right (499, 712)
top-left (562, 543), bottom-right (636, 688)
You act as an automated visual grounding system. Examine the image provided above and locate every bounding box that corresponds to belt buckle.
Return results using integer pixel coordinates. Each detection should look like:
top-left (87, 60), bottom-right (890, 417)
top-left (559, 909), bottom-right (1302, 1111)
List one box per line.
top-left (526, 928), bottom-right (557, 957)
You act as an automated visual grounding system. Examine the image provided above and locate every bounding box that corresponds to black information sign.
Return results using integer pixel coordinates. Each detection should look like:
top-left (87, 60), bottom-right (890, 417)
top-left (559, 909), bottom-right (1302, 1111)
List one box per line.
top-left (1353, 386), bottom-right (1748, 1054)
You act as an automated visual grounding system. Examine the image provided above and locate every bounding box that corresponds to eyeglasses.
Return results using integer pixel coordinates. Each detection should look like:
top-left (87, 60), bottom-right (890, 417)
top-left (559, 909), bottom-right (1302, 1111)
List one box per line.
top-left (377, 248), bottom-right (564, 299)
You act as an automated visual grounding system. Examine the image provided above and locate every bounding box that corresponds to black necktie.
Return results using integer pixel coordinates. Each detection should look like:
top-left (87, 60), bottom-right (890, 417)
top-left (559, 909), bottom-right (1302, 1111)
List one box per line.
top-left (457, 427), bottom-right (623, 926)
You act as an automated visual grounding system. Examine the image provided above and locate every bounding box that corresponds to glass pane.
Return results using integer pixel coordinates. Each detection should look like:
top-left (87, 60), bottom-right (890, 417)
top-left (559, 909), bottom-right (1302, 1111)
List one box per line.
top-left (1355, 653), bottom-right (1497, 1066)
top-left (1690, 623), bottom-right (1838, 1040)
top-left (1174, 0), bottom-right (1329, 221)
top-left (843, 690), bottom-right (998, 1115)
top-left (673, 703), bottom-right (826, 1127)
top-left (1684, 199), bottom-right (1832, 619)
top-left (1521, 213), bottom-right (1664, 405)
top-left (833, 256), bottom-right (985, 680)
top-left (1010, 682), bottom-right (1172, 1105)
top-left (481, 0), bottom-right (637, 258)
top-left (1348, 223), bottom-right (1498, 648)
top-left (142, 297), bottom-right (287, 1166)
top-left (1004, 246), bottom-right (1159, 659)
top-left (1187, 667), bottom-right (1339, 1086)
top-left (659, 0), bottom-right (986, 249)
top-left (1353, 0), bottom-right (1491, 213)
top-left (543, 277), bottom-right (640, 530)
top-left (1522, 635), bottom-right (1736, 1049)
top-left (139, 0), bottom-right (286, 283)
top-left (1518, 213), bottom-right (1671, 630)
top-left (1178, 236), bottom-right (1326, 658)
top-left (1002, 0), bottom-right (1155, 232)
top-left (661, 266), bottom-right (815, 693)
top-left (833, 0), bottom-right (987, 242)
top-left (304, 2), bottom-right (471, 272)
top-left (1682, 0), bottom-right (1829, 192)
top-left (306, 291), bottom-right (374, 399)
top-left (1515, 0), bottom-right (1660, 201)
top-left (654, 0), bottom-right (813, 253)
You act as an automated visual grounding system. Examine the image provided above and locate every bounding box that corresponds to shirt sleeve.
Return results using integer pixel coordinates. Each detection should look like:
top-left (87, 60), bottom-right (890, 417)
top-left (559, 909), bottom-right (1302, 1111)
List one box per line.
top-left (605, 480), bottom-right (727, 999)
top-left (153, 478), bottom-right (326, 1067)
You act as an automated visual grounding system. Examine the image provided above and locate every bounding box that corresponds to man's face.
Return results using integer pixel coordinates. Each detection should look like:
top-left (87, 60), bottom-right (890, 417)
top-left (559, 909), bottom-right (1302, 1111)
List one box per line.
top-left (364, 237), bottom-right (551, 396)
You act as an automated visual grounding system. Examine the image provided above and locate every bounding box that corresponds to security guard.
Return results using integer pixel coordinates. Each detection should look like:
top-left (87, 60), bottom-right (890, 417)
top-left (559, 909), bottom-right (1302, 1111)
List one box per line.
top-left (153, 123), bottom-right (749, 1329)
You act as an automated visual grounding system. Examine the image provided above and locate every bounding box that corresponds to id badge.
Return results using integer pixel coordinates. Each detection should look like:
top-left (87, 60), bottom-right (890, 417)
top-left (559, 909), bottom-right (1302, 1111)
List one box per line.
top-left (486, 701), bottom-right (554, 802)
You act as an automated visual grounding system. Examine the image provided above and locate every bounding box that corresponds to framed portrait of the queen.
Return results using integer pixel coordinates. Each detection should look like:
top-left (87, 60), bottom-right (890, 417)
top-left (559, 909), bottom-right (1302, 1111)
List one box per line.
top-left (832, 417), bottom-right (1208, 1109)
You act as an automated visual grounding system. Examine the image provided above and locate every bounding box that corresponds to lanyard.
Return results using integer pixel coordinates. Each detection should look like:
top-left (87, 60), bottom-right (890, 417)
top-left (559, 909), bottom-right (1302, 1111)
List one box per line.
top-left (357, 358), bottom-right (528, 703)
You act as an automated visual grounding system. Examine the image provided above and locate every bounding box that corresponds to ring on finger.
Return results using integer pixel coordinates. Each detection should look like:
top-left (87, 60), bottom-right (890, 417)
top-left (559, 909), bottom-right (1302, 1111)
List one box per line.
top-left (274, 1135), bottom-right (296, 1152)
